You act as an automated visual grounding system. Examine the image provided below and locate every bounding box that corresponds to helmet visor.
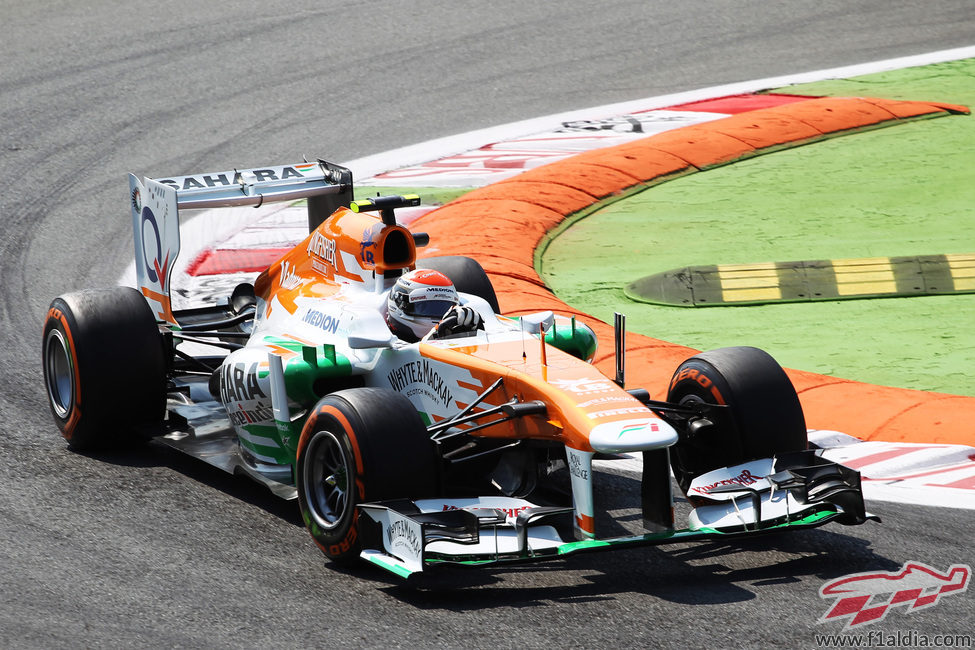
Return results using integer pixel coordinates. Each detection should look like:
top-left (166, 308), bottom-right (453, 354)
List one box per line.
top-left (407, 299), bottom-right (456, 319)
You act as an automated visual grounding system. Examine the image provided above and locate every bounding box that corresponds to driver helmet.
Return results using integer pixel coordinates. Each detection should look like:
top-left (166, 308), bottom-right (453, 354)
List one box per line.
top-left (386, 269), bottom-right (459, 341)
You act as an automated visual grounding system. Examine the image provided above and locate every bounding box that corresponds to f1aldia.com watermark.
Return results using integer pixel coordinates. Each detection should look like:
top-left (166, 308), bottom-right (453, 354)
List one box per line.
top-left (813, 560), bottom-right (971, 647)
top-left (814, 630), bottom-right (973, 648)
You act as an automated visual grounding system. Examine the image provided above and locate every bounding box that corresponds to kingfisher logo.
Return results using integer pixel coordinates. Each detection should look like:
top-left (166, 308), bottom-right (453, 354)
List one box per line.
top-left (690, 468), bottom-right (761, 496)
top-left (818, 561), bottom-right (970, 629)
top-left (306, 231), bottom-right (337, 268)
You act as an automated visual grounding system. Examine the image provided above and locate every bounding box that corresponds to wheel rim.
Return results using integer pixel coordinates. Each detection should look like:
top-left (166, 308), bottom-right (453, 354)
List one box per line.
top-left (302, 430), bottom-right (352, 530)
top-left (45, 329), bottom-right (73, 419)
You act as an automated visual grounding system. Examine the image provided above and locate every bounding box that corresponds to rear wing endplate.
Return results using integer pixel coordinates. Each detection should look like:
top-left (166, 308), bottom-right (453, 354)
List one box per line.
top-left (128, 160), bottom-right (353, 325)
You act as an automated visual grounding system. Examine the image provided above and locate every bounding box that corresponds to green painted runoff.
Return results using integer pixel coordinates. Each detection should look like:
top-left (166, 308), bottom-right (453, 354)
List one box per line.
top-left (539, 59), bottom-right (975, 395)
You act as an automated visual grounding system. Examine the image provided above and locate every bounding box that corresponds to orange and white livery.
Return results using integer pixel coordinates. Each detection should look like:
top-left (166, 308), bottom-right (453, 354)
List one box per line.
top-left (43, 159), bottom-right (876, 581)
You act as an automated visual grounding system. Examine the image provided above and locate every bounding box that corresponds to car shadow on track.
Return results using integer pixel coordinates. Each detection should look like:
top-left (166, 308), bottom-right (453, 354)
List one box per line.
top-left (79, 440), bottom-right (900, 610)
top-left (76, 441), bottom-right (304, 528)
top-left (359, 461), bottom-right (897, 609)
top-left (369, 529), bottom-right (898, 610)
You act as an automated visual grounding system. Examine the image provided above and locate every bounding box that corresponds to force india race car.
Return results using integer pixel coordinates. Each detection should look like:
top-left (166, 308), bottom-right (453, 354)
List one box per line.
top-left (41, 160), bottom-right (877, 578)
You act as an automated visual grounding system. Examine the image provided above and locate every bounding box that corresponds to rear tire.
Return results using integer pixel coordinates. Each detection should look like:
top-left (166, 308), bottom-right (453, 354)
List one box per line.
top-left (296, 388), bottom-right (439, 564)
top-left (417, 255), bottom-right (500, 313)
top-left (666, 346), bottom-right (807, 493)
top-left (42, 287), bottom-right (167, 450)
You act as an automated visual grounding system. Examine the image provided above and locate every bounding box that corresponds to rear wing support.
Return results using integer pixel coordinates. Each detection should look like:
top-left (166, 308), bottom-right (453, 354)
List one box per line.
top-left (307, 161), bottom-right (354, 232)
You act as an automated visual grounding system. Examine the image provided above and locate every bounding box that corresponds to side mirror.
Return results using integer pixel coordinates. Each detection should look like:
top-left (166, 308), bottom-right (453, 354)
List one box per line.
top-left (346, 313), bottom-right (395, 349)
top-left (348, 333), bottom-right (395, 349)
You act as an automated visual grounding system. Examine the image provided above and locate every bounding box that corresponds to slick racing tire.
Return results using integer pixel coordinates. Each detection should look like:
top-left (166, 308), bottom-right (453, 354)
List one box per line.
top-left (42, 287), bottom-right (167, 451)
top-left (417, 255), bottom-right (500, 313)
top-left (666, 346), bottom-right (807, 494)
top-left (296, 388), bottom-right (439, 564)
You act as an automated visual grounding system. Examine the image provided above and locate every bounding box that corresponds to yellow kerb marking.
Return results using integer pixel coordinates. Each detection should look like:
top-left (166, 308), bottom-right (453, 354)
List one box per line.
top-left (722, 287), bottom-right (784, 302)
top-left (833, 258), bottom-right (896, 296)
top-left (718, 263), bottom-right (782, 302)
top-left (948, 254), bottom-right (975, 290)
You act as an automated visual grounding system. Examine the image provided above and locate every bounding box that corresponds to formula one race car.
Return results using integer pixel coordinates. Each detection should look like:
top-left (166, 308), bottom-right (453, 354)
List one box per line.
top-left (42, 160), bottom-right (876, 578)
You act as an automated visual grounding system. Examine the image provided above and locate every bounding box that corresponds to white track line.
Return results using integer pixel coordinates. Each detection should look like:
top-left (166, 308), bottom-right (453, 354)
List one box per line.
top-left (343, 45), bottom-right (975, 179)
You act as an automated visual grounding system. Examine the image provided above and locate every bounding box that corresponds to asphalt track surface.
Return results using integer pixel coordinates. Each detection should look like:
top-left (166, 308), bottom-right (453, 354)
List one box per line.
top-left (2, 2), bottom-right (974, 647)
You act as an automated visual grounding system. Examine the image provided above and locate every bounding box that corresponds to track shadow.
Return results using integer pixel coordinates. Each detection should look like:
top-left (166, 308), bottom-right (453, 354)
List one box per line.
top-left (78, 437), bottom-right (900, 609)
top-left (350, 524), bottom-right (896, 612)
top-left (75, 441), bottom-right (304, 527)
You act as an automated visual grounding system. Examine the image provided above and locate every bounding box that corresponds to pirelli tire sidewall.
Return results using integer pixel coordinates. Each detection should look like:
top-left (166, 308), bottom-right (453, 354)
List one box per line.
top-left (295, 388), bottom-right (439, 564)
top-left (42, 287), bottom-right (167, 450)
top-left (666, 346), bottom-right (807, 494)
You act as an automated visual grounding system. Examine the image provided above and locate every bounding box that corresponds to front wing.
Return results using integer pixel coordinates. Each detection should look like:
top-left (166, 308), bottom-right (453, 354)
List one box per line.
top-left (357, 452), bottom-right (877, 579)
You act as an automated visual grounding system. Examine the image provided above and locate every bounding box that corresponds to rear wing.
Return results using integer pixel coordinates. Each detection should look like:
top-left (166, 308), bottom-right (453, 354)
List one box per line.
top-left (128, 160), bottom-right (353, 325)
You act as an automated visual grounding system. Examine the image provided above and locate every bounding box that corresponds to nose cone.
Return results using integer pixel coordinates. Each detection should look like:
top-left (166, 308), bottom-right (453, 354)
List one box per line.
top-left (588, 418), bottom-right (678, 454)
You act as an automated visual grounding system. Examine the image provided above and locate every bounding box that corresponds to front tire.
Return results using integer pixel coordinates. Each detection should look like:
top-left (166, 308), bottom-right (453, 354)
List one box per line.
top-left (296, 388), bottom-right (439, 564)
top-left (42, 287), bottom-right (167, 450)
top-left (666, 346), bottom-right (807, 493)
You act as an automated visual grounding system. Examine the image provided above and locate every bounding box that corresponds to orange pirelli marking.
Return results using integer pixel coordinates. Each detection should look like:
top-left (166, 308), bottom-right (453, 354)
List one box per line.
top-left (48, 307), bottom-right (84, 436)
top-left (317, 404), bottom-right (365, 477)
top-left (669, 368), bottom-right (726, 404)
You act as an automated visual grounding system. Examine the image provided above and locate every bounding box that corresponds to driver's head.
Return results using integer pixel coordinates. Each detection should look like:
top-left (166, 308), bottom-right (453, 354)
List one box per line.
top-left (386, 269), bottom-right (459, 341)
